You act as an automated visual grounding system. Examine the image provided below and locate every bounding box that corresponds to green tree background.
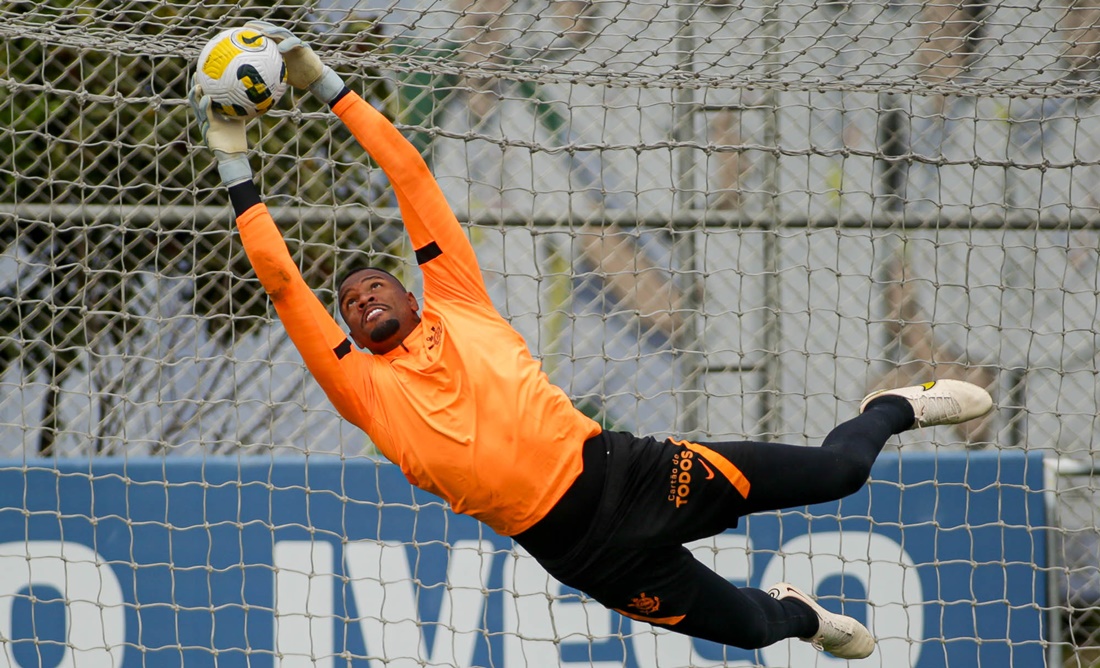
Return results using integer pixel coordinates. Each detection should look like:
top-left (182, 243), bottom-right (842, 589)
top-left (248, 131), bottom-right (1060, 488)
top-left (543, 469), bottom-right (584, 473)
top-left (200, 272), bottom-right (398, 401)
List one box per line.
top-left (0, 0), bottom-right (398, 453)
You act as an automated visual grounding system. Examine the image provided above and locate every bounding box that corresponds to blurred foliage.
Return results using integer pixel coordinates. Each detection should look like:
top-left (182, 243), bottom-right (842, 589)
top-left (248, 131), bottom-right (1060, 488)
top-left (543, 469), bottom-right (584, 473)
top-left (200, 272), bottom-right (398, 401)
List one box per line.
top-left (0, 0), bottom-right (398, 451)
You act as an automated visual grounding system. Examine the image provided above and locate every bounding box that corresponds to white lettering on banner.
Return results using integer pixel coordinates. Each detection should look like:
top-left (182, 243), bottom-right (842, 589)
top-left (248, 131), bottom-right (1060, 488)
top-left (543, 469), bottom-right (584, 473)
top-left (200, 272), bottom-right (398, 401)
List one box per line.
top-left (273, 540), bottom-right (492, 668)
top-left (633, 534), bottom-right (756, 668)
top-left (345, 540), bottom-right (492, 668)
top-left (272, 532), bottom-right (918, 668)
top-left (758, 532), bottom-right (923, 667)
top-left (502, 548), bottom-right (622, 668)
top-left (274, 540), bottom-right (335, 668)
top-left (0, 541), bottom-right (125, 668)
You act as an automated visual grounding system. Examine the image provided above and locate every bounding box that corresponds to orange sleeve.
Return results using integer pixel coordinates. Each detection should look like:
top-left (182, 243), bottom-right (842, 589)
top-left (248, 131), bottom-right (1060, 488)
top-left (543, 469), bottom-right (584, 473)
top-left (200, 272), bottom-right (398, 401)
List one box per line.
top-left (236, 203), bottom-right (369, 423)
top-left (331, 91), bottom-right (492, 307)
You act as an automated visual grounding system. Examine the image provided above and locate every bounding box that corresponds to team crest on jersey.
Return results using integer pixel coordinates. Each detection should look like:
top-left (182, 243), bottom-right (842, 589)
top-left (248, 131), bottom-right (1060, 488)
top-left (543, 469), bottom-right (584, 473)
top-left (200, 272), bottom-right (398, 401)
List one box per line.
top-left (629, 592), bottom-right (661, 614)
top-left (426, 323), bottom-right (443, 351)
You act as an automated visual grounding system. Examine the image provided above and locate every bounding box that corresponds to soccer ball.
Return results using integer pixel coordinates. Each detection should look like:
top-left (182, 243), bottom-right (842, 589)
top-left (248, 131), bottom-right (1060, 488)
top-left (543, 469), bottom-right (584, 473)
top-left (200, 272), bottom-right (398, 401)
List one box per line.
top-left (194, 27), bottom-right (287, 119)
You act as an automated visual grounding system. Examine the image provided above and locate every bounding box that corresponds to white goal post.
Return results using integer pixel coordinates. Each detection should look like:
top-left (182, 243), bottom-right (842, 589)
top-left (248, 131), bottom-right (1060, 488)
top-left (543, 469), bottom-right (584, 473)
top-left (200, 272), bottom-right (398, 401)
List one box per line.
top-left (1, 1), bottom-right (1099, 666)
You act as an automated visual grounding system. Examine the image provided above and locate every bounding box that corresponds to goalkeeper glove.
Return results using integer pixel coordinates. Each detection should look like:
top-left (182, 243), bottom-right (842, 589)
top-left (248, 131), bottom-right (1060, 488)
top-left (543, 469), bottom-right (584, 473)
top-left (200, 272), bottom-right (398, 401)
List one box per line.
top-left (188, 83), bottom-right (252, 187)
top-left (245, 21), bottom-right (346, 104)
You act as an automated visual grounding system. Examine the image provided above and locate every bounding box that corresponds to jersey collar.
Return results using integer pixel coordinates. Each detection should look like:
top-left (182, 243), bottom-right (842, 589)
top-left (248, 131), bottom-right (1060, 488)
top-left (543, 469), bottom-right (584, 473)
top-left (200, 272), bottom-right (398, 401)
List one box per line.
top-left (380, 320), bottom-right (424, 361)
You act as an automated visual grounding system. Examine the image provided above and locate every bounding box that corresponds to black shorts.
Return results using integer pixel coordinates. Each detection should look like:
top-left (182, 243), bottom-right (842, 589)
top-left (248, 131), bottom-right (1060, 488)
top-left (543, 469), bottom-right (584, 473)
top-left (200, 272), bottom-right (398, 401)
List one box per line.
top-left (514, 430), bottom-right (762, 624)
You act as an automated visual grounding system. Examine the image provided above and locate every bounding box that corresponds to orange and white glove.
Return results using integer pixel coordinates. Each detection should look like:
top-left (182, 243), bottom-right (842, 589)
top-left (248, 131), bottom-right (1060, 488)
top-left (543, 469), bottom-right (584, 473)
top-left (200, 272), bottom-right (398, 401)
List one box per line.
top-left (188, 82), bottom-right (252, 186)
top-left (244, 21), bottom-right (346, 104)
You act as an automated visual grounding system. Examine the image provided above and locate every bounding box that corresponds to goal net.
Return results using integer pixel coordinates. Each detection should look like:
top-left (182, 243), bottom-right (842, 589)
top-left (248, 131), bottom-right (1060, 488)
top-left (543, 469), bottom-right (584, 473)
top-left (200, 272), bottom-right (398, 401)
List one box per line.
top-left (0, 0), bottom-right (1097, 666)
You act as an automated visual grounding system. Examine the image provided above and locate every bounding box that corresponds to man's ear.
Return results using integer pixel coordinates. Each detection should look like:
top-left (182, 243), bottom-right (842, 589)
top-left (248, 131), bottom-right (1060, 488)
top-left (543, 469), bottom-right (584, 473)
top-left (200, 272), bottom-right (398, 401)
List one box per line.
top-left (407, 292), bottom-right (420, 314)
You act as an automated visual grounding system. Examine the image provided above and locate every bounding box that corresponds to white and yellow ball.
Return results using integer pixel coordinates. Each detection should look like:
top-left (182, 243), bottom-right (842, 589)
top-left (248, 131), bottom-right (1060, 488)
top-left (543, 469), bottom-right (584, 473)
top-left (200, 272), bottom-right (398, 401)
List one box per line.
top-left (194, 27), bottom-right (287, 119)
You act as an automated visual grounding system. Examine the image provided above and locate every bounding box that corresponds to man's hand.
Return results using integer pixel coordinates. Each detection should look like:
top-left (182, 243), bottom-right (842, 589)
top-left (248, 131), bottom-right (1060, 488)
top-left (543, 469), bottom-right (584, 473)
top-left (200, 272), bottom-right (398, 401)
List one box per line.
top-left (244, 21), bottom-right (346, 103)
top-left (189, 83), bottom-right (252, 186)
top-left (243, 21), bottom-right (322, 90)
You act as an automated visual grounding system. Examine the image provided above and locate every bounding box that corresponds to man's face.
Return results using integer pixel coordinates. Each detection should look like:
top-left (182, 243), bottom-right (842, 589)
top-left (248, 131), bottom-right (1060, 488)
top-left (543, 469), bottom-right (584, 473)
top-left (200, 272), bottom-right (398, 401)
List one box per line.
top-left (338, 269), bottom-right (420, 354)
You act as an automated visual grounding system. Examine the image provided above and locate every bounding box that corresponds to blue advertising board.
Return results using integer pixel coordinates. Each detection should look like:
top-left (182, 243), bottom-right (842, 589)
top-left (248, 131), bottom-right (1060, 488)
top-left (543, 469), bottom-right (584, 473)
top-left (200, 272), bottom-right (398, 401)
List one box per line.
top-left (0, 451), bottom-right (1047, 667)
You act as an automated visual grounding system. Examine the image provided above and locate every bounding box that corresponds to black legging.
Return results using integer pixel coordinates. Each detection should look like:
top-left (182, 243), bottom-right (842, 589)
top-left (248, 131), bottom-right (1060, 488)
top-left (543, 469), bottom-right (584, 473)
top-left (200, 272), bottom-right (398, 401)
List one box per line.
top-left (732, 394), bottom-right (913, 515)
top-left (515, 394), bottom-right (915, 649)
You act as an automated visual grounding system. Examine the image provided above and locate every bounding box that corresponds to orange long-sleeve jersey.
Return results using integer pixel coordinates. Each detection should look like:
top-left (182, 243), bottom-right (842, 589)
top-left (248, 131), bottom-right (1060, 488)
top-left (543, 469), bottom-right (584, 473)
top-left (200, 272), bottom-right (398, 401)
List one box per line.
top-left (235, 90), bottom-right (602, 536)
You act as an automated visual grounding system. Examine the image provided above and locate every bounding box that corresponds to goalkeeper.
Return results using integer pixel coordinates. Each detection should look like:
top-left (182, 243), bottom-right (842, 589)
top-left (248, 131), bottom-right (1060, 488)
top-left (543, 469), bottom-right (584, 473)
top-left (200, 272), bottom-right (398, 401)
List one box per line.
top-left (190, 24), bottom-right (993, 661)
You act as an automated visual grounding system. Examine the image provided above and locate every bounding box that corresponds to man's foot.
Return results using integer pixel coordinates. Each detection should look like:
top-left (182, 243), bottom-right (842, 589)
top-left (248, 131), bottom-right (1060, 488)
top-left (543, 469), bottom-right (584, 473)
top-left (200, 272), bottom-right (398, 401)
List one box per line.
top-left (859, 379), bottom-right (993, 430)
top-left (768, 582), bottom-right (875, 660)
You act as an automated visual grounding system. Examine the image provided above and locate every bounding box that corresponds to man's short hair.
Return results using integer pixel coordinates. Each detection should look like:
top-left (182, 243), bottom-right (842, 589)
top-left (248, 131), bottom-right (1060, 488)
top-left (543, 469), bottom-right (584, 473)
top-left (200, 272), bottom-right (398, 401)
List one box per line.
top-left (337, 266), bottom-right (403, 292)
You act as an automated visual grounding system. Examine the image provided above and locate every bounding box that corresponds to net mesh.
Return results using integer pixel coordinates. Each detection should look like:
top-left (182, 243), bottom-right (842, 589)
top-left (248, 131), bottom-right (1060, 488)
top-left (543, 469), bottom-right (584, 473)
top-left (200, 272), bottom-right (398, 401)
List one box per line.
top-left (1, 0), bottom-right (1099, 665)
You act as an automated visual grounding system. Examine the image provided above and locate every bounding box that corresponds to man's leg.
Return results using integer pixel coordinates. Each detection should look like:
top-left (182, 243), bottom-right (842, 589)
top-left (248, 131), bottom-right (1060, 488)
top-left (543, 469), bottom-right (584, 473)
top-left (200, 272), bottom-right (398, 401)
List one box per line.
top-left (583, 545), bottom-right (820, 650)
top-left (597, 396), bottom-right (914, 547)
top-left (577, 544), bottom-right (873, 658)
top-left (697, 379), bottom-right (993, 516)
top-left (606, 380), bottom-right (992, 545)
top-left (729, 393), bottom-right (914, 516)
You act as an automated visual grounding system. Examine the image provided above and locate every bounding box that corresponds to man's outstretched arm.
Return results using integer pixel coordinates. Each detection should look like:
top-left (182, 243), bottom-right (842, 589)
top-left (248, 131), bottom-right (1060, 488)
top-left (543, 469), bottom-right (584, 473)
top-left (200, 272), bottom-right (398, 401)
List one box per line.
top-left (246, 21), bottom-right (491, 306)
top-left (188, 85), bottom-right (368, 423)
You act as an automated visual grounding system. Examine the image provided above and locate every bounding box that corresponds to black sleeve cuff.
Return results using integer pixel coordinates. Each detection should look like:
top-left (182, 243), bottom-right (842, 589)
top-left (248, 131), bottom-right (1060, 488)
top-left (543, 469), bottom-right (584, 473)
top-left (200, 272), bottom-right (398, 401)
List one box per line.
top-left (228, 181), bottom-right (262, 217)
top-left (329, 87), bottom-right (352, 108)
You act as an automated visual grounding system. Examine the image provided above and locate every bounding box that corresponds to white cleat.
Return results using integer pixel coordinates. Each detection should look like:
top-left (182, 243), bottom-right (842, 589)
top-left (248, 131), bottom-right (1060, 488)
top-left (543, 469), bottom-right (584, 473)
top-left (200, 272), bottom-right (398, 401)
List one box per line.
top-left (859, 379), bottom-right (993, 430)
top-left (768, 582), bottom-right (875, 660)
